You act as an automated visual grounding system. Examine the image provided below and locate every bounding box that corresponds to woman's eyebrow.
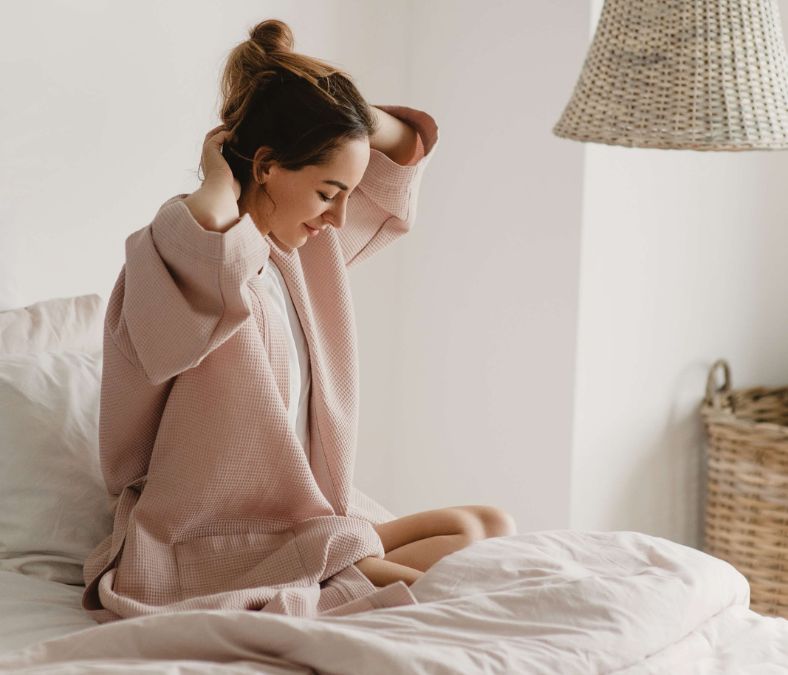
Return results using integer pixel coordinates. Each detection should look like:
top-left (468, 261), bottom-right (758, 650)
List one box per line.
top-left (322, 179), bottom-right (348, 191)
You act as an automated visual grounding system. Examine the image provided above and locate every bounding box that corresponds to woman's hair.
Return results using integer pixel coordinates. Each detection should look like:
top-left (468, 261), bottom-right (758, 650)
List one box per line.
top-left (211, 18), bottom-right (379, 200)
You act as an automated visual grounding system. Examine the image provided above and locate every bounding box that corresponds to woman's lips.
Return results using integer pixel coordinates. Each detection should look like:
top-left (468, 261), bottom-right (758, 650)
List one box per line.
top-left (303, 223), bottom-right (321, 236)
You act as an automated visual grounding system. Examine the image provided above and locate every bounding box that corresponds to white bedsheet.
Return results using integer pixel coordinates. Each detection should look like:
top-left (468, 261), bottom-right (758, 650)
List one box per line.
top-left (1, 530), bottom-right (787, 674)
top-left (0, 570), bottom-right (97, 654)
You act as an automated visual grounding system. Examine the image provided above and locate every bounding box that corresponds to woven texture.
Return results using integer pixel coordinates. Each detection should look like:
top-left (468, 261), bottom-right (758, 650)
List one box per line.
top-left (701, 359), bottom-right (788, 618)
top-left (81, 104), bottom-right (439, 623)
top-left (554, 0), bottom-right (788, 150)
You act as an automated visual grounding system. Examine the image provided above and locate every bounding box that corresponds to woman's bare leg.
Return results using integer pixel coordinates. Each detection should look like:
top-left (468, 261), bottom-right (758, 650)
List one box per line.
top-left (355, 508), bottom-right (476, 587)
top-left (355, 505), bottom-right (517, 588)
top-left (382, 533), bottom-right (473, 571)
top-left (378, 505), bottom-right (516, 571)
top-left (353, 556), bottom-right (425, 587)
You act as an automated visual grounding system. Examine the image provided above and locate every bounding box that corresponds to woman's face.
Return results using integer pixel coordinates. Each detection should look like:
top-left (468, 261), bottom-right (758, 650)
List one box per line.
top-left (239, 137), bottom-right (370, 250)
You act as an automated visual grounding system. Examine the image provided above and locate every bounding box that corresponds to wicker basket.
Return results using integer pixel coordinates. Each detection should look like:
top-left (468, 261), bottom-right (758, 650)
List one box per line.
top-left (701, 359), bottom-right (788, 618)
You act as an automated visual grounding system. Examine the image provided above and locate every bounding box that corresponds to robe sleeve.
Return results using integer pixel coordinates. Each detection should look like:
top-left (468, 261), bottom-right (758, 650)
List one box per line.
top-left (338, 104), bottom-right (439, 268)
top-left (107, 197), bottom-right (268, 385)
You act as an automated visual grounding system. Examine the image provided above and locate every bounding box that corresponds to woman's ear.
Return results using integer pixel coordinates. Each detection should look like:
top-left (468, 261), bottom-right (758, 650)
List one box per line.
top-left (252, 146), bottom-right (275, 185)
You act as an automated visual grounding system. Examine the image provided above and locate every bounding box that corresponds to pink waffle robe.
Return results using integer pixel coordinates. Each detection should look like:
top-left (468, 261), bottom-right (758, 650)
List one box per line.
top-left (81, 104), bottom-right (438, 623)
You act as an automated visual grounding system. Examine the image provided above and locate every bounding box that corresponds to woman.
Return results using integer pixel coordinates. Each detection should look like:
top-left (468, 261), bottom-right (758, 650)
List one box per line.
top-left (82, 18), bottom-right (516, 623)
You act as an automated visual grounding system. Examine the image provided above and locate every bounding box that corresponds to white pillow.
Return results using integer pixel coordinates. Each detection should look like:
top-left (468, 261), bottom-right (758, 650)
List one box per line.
top-left (0, 294), bottom-right (110, 585)
top-left (0, 294), bottom-right (104, 355)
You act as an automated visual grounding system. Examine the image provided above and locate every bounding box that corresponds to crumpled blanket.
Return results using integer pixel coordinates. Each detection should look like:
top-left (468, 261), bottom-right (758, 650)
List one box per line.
top-left (2, 531), bottom-right (787, 673)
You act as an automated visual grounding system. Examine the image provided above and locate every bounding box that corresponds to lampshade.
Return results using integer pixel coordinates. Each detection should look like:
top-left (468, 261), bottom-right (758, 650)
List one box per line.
top-left (553, 0), bottom-right (788, 150)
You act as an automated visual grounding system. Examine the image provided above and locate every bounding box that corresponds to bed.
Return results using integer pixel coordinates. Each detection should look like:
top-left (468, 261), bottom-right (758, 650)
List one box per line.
top-left (1, 294), bottom-right (787, 674)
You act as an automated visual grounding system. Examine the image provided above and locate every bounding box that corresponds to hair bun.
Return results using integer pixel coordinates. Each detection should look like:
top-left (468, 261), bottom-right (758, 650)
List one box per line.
top-left (249, 19), bottom-right (294, 55)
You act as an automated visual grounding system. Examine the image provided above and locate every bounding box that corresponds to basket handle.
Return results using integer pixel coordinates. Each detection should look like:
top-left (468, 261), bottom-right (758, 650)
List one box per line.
top-left (704, 359), bottom-right (731, 404)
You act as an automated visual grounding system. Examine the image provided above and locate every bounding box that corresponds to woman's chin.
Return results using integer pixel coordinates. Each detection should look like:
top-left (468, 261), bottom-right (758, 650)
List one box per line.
top-left (268, 233), bottom-right (292, 251)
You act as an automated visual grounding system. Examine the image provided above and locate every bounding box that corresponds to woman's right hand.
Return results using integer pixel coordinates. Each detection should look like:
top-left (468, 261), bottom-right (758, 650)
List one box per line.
top-left (183, 125), bottom-right (243, 233)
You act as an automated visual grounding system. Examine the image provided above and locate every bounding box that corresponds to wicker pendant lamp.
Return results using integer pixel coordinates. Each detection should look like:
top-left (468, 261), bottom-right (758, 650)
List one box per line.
top-left (553, 0), bottom-right (788, 150)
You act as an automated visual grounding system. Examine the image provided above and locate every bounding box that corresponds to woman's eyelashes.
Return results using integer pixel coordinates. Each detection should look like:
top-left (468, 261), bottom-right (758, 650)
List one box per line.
top-left (318, 191), bottom-right (335, 203)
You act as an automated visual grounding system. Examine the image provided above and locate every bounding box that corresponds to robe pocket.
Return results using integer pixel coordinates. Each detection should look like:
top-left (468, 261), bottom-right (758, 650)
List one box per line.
top-left (174, 530), bottom-right (307, 598)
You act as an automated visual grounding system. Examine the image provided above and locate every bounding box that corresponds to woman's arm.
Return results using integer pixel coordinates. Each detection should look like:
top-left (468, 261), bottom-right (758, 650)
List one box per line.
top-left (335, 104), bottom-right (439, 268)
top-left (369, 105), bottom-right (422, 165)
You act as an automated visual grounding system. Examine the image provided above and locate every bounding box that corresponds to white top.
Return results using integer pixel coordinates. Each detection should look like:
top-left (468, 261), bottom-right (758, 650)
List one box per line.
top-left (258, 259), bottom-right (311, 459)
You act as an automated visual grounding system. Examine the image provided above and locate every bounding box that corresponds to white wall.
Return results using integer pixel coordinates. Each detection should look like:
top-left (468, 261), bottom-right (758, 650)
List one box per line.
top-left (25, 1), bottom-right (772, 545)
top-left (354, 0), bottom-right (587, 529)
top-left (569, 0), bottom-right (788, 547)
top-left (1, 1), bottom-right (589, 535)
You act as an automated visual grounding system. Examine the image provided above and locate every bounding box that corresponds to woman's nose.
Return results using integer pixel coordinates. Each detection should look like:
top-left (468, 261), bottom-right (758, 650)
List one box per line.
top-left (327, 199), bottom-right (347, 229)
